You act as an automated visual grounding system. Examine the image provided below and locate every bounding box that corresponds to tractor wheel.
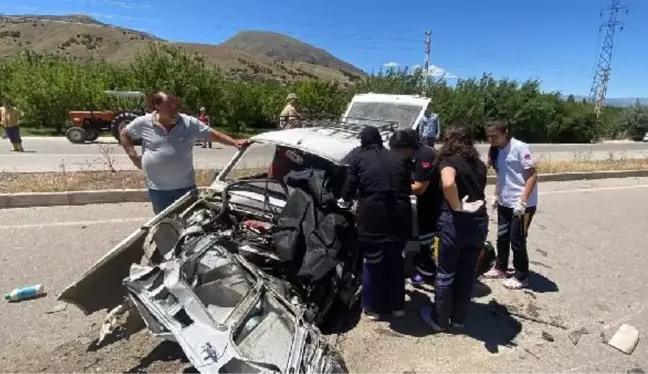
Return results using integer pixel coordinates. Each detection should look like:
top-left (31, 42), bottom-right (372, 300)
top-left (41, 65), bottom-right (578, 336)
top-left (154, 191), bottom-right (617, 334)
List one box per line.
top-left (66, 127), bottom-right (87, 144)
top-left (111, 112), bottom-right (142, 145)
top-left (85, 130), bottom-right (100, 142)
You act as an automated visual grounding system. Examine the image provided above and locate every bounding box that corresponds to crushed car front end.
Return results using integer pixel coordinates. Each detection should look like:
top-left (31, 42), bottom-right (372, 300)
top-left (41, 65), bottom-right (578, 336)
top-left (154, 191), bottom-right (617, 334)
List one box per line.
top-left (58, 132), bottom-right (364, 373)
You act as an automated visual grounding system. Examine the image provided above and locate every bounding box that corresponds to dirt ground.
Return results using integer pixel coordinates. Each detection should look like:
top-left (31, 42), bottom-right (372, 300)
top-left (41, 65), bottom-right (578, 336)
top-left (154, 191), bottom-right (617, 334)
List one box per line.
top-left (5, 324), bottom-right (188, 373)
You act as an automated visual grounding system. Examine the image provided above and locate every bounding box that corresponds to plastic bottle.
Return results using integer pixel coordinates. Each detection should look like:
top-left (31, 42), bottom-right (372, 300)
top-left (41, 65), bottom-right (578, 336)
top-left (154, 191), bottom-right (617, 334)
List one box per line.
top-left (4, 284), bottom-right (45, 301)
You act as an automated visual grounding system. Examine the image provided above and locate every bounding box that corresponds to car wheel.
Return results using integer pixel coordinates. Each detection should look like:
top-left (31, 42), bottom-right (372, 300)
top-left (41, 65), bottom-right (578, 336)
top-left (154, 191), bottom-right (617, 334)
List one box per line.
top-left (66, 127), bottom-right (87, 144)
top-left (85, 130), bottom-right (100, 142)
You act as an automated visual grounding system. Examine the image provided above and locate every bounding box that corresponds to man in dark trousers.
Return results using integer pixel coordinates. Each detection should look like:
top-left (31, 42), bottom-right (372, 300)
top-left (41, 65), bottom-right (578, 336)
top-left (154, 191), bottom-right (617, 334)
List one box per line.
top-left (339, 126), bottom-right (413, 320)
top-left (389, 129), bottom-right (443, 286)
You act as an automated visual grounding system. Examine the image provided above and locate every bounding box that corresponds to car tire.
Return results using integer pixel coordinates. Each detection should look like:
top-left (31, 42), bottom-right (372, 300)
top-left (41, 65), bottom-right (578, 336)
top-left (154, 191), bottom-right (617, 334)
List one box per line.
top-left (66, 127), bottom-right (87, 144)
top-left (111, 112), bottom-right (143, 146)
top-left (85, 130), bottom-right (100, 142)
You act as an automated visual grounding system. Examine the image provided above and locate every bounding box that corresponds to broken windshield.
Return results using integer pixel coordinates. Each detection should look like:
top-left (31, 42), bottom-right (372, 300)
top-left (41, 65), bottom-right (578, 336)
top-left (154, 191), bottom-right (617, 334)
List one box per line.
top-left (344, 102), bottom-right (423, 130)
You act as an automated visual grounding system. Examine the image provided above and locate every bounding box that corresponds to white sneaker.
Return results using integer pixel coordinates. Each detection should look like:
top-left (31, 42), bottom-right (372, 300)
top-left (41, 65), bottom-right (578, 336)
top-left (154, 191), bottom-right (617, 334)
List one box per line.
top-left (364, 311), bottom-right (380, 321)
top-left (483, 266), bottom-right (507, 279)
top-left (503, 277), bottom-right (529, 290)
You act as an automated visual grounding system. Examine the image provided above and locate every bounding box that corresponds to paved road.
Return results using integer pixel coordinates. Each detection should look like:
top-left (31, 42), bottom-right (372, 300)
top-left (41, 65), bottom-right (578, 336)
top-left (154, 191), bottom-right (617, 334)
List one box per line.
top-left (1, 177), bottom-right (647, 372)
top-left (1, 137), bottom-right (646, 172)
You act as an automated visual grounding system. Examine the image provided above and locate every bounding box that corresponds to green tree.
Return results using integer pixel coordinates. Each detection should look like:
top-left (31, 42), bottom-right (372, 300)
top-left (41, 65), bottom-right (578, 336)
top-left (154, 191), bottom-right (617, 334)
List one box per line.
top-left (619, 102), bottom-right (648, 140)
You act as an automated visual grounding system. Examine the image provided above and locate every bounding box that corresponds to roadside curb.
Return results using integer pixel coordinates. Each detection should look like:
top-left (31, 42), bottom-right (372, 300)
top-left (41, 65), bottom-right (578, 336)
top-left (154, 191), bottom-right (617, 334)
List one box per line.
top-left (1, 169), bottom-right (648, 209)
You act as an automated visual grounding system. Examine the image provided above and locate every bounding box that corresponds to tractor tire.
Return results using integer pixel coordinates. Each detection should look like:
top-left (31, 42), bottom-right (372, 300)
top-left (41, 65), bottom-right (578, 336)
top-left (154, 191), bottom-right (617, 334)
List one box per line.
top-left (111, 112), bottom-right (142, 146)
top-left (66, 127), bottom-right (87, 144)
top-left (85, 130), bottom-right (100, 142)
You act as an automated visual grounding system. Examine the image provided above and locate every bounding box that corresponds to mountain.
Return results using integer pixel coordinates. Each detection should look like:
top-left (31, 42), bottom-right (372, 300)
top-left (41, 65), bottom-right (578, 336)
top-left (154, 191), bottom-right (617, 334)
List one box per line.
top-left (0, 14), bottom-right (365, 82)
top-left (561, 94), bottom-right (648, 107)
top-left (220, 31), bottom-right (365, 77)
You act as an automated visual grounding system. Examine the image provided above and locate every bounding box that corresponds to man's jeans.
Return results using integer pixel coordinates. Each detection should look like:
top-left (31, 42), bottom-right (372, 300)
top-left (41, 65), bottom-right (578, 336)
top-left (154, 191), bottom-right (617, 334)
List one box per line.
top-left (422, 136), bottom-right (436, 148)
top-left (5, 126), bottom-right (21, 144)
top-left (147, 185), bottom-right (196, 215)
top-left (495, 205), bottom-right (537, 281)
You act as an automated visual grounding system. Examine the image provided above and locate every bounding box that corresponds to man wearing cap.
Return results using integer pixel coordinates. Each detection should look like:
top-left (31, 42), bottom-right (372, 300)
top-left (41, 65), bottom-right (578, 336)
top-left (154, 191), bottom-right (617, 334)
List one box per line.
top-left (279, 93), bottom-right (301, 130)
top-left (197, 107), bottom-right (212, 148)
top-left (119, 92), bottom-right (249, 214)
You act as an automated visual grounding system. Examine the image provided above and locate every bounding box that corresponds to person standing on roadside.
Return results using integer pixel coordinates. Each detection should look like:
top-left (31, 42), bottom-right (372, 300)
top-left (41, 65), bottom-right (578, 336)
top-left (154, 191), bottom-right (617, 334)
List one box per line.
top-left (279, 93), bottom-right (301, 130)
top-left (419, 122), bottom-right (488, 332)
top-left (0, 99), bottom-right (25, 152)
top-left (389, 129), bottom-right (443, 286)
top-left (482, 120), bottom-right (538, 290)
top-left (197, 107), bottom-right (212, 149)
top-left (119, 92), bottom-right (249, 214)
top-left (339, 126), bottom-right (412, 320)
top-left (417, 107), bottom-right (440, 148)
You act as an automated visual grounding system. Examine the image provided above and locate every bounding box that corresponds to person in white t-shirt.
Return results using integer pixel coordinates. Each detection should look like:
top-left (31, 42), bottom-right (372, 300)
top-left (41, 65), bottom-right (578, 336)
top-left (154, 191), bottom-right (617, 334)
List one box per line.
top-left (482, 120), bottom-right (538, 290)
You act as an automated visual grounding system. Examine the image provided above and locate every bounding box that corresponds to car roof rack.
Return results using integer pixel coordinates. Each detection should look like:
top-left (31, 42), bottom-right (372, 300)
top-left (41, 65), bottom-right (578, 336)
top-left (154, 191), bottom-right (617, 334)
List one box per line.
top-left (278, 115), bottom-right (397, 140)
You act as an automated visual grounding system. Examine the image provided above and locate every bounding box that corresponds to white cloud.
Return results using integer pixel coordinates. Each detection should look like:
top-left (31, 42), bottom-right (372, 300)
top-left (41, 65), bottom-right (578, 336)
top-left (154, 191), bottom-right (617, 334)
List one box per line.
top-left (382, 62), bottom-right (399, 69)
top-left (410, 64), bottom-right (458, 79)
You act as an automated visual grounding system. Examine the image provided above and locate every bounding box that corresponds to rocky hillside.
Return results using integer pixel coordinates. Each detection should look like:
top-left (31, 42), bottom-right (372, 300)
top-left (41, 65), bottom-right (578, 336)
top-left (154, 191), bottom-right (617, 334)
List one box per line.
top-left (0, 14), bottom-right (365, 82)
top-left (221, 31), bottom-right (365, 77)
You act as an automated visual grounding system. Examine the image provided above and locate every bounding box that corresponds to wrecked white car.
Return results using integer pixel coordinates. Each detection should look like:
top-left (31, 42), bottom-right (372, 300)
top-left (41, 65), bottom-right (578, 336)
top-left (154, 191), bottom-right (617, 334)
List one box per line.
top-left (57, 93), bottom-right (430, 373)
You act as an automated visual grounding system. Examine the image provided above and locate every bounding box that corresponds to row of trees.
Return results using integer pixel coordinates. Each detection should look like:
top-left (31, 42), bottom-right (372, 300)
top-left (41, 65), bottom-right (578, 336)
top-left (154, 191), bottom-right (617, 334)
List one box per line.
top-left (1, 44), bottom-right (646, 142)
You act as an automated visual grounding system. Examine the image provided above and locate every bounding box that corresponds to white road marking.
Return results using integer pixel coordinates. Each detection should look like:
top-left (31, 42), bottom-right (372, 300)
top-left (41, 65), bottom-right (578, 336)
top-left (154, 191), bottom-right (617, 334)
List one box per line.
top-left (0, 217), bottom-right (150, 230)
top-left (540, 184), bottom-right (648, 195)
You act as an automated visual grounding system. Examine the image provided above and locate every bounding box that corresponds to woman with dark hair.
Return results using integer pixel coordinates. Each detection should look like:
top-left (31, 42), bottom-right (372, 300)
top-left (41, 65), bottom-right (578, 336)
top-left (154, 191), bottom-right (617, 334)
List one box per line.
top-left (419, 122), bottom-right (488, 332)
top-left (389, 129), bottom-right (443, 285)
top-left (483, 120), bottom-right (538, 290)
top-left (339, 126), bottom-right (413, 320)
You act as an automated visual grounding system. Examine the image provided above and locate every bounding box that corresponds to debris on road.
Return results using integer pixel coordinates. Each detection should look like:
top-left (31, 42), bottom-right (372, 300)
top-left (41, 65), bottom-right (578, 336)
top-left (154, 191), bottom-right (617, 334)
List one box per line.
top-left (487, 299), bottom-right (568, 330)
top-left (541, 331), bottom-right (555, 342)
top-left (4, 283), bottom-right (46, 302)
top-left (523, 347), bottom-right (540, 360)
top-left (45, 303), bottom-right (68, 314)
top-left (608, 324), bottom-right (640, 355)
top-left (567, 327), bottom-right (589, 345)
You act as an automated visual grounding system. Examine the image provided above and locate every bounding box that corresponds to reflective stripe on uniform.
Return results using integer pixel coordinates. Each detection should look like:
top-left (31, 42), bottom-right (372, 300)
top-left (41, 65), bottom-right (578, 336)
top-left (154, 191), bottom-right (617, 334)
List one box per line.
top-left (436, 271), bottom-right (455, 287)
top-left (364, 249), bottom-right (383, 264)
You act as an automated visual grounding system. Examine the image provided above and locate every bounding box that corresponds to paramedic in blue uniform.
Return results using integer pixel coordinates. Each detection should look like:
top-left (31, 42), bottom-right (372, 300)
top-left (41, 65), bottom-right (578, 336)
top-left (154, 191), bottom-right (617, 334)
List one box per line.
top-left (339, 126), bottom-right (413, 320)
top-left (389, 129), bottom-right (442, 286)
top-left (482, 120), bottom-right (538, 290)
top-left (419, 122), bottom-right (488, 332)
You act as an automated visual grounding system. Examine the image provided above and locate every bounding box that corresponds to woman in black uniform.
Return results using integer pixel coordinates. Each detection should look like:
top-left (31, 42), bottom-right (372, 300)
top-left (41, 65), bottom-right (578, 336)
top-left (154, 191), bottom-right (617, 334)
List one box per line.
top-left (389, 129), bottom-right (443, 285)
top-left (419, 122), bottom-right (489, 332)
top-left (339, 126), bottom-right (413, 320)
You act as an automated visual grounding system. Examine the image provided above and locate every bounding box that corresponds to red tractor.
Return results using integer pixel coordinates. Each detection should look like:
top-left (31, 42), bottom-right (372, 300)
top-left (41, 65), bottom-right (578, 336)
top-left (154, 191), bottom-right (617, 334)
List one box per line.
top-left (65, 90), bottom-right (146, 144)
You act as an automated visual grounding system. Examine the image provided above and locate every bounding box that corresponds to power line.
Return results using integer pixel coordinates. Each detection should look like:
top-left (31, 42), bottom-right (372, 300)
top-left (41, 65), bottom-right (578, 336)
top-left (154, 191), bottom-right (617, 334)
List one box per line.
top-left (589, 0), bottom-right (628, 118)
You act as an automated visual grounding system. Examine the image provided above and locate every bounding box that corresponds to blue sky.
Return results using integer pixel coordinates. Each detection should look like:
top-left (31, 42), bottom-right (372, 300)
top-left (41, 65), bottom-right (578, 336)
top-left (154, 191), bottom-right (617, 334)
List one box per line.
top-left (1, 0), bottom-right (646, 98)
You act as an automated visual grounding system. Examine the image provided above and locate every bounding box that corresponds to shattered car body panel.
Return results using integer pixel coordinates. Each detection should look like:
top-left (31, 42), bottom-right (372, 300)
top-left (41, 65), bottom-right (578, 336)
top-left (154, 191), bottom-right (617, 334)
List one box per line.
top-left (125, 233), bottom-right (346, 373)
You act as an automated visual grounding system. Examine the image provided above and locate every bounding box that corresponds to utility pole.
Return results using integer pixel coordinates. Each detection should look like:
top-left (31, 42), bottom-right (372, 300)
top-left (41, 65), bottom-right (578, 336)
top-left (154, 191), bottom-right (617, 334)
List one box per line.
top-left (422, 30), bottom-right (431, 96)
top-left (589, 0), bottom-right (628, 118)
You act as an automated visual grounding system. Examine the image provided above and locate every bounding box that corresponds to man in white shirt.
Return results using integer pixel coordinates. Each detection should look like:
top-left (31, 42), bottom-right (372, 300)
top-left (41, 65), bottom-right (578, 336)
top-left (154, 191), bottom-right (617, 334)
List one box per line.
top-left (482, 120), bottom-right (538, 290)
